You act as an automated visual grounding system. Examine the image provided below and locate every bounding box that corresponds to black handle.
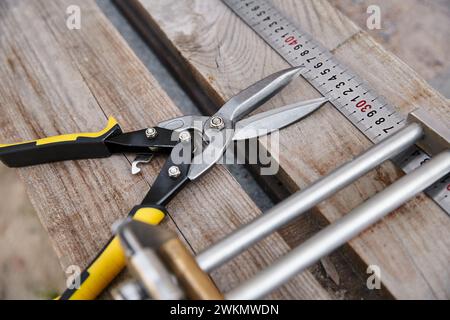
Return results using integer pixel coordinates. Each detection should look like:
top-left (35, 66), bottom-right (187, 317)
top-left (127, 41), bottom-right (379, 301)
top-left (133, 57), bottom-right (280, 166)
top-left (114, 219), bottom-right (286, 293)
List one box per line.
top-left (0, 117), bottom-right (122, 167)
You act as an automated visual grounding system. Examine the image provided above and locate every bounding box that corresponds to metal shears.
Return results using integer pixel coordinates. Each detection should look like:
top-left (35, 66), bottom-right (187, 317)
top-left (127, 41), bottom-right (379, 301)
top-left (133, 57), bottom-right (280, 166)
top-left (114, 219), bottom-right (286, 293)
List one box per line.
top-left (0, 66), bottom-right (328, 299)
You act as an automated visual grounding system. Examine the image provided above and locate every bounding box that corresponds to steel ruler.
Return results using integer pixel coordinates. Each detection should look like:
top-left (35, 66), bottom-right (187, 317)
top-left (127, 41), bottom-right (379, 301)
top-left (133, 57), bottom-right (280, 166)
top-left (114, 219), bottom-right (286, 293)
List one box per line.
top-left (222, 0), bottom-right (449, 215)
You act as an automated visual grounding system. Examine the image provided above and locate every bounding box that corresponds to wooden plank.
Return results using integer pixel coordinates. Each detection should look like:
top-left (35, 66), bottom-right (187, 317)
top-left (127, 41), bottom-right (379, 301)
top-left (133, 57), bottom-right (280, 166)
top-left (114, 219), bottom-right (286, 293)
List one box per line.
top-left (0, 165), bottom-right (65, 299)
top-left (118, 0), bottom-right (450, 299)
top-left (0, 0), bottom-right (333, 299)
top-left (329, 0), bottom-right (450, 87)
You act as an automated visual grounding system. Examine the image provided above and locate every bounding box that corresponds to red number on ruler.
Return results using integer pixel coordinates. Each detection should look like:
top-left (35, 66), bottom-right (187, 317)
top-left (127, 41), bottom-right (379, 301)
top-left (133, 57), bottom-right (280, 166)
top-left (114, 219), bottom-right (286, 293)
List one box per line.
top-left (356, 100), bottom-right (372, 113)
top-left (285, 36), bottom-right (298, 46)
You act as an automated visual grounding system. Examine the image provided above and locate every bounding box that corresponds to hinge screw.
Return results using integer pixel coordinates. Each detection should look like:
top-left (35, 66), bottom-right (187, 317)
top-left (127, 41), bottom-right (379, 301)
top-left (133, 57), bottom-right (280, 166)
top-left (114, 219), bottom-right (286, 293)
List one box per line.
top-left (168, 166), bottom-right (181, 179)
top-left (145, 128), bottom-right (158, 139)
top-left (210, 116), bottom-right (225, 130)
top-left (179, 131), bottom-right (191, 143)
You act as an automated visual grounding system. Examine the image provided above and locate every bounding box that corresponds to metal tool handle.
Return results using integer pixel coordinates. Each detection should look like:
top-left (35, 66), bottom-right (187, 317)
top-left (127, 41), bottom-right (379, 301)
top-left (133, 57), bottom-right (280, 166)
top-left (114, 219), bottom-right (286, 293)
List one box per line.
top-left (58, 206), bottom-right (166, 300)
top-left (197, 123), bottom-right (424, 272)
top-left (226, 150), bottom-right (450, 300)
top-left (0, 117), bottom-right (122, 167)
top-left (159, 239), bottom-right (223, 300)
top-left (116, 220), bottom-right (223, 300)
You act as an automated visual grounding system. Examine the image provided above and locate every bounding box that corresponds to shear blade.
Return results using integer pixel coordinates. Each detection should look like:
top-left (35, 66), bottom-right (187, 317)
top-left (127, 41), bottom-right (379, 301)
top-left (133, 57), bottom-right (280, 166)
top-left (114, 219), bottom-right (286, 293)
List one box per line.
top-left (232, 97), bottom-right (328, 141)
top-left (188, 67), bottom-right (304, 180)
top-left (216, 66), bottom-right (304, 123)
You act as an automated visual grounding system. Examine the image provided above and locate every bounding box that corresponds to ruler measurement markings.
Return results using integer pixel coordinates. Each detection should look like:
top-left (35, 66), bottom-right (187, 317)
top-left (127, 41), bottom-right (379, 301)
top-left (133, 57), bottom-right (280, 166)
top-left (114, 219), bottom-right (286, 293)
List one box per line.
top-left (242, 0), bottom-right (421, 141)
top-left (224, 0), bottom-right (450, 214)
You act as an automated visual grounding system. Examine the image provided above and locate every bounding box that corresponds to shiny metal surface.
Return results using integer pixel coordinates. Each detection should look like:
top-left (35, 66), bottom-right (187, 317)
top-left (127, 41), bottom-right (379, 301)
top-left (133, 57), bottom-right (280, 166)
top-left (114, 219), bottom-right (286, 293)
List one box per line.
top-left (222, 0), bottom-right (450, 215)
top-left (158, 115), bottom-right (209, 133)
top-left (196, 124), bottom-right (424, 272)
top-left (226, 150), bottom-right (450, 300)
top-left (233, 97), bottom-right (328, 141)
top-left (131, 154), bottom-right (153, 175)
top-left (118, 222), bottom-right (184, 300)
top-left (129, 250), bottom-right (184, 300)
top-left (216, 67), bottom-right (303, 123)
top-left (188, 67), bottom-right (304, 180)
top-left (409, 108), bottom-right (450, 156)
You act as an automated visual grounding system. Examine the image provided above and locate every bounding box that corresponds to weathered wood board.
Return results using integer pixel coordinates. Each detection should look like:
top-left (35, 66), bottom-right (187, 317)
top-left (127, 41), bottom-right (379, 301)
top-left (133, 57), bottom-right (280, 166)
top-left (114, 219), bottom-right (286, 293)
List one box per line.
top-left (0, 0), bottom-right (333, 299)
top-left (117, 0), bottom-right (450, 299)
top-left (330, 0), bottom-right (450, 93)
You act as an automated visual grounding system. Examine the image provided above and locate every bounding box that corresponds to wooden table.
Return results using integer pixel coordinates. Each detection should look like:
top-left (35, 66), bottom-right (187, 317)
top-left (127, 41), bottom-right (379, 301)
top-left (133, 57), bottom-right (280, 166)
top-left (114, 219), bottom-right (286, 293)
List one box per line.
top-left (0, 0), bottom-right (448, 299)
top-left (116, 0), bottom-right (450, 300)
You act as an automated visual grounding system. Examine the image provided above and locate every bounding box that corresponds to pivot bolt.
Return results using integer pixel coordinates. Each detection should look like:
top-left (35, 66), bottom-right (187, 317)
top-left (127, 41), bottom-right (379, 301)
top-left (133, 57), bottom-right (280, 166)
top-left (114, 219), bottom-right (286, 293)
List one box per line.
top-left (178, 131), bottom-right (191, 143)
top-left (145, 128), bottom-right (158, 139)
top-left (210, 116), bottom-right (225, 130)
top-left (168, 166), bottom-right (181, 179)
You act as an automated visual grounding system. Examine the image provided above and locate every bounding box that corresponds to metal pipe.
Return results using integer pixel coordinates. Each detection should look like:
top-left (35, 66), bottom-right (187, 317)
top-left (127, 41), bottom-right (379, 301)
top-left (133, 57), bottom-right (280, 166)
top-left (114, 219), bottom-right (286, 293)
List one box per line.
top-left (197, 124), bottom-right (424, 272)
top-left (226, 150), bottom-right (450, 300)
top-left (120, 225), bottom-right (185, 300)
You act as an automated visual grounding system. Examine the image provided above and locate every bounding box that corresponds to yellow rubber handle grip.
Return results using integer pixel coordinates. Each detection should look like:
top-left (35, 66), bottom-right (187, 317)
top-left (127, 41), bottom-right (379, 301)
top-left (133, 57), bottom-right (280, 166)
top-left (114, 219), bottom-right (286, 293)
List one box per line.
top-left (59, 207), bottom-right (165, 300)
top-left (0, 117), bottom-right (122, 168)
top-left (0, 118), bottom-right (119, 148)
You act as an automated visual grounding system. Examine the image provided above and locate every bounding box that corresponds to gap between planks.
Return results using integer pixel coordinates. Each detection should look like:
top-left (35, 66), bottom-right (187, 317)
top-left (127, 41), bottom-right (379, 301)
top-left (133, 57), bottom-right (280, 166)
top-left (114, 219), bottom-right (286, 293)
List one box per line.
top-left (116, 0), bottom-right (450, 299)
top-left (0, 0), bottom-right (336, 299)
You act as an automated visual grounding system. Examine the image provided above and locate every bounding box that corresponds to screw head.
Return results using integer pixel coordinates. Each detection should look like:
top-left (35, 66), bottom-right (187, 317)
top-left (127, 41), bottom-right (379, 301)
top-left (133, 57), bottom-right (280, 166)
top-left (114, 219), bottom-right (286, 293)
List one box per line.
top-left (145, 128), bottom-right (158, 139)
top-left (178, 131), bottom-right (191, 143)
top-left (168, 166), bottom-right (181, 179)
top-left (210, 116), bottom-right (225, 130)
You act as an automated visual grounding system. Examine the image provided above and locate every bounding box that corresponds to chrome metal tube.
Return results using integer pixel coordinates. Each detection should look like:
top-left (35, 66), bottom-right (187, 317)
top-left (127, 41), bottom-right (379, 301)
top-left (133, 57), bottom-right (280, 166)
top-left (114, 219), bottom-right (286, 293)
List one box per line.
top-left (226, 151), bottom-right (450, 300)
top-left (197, 124), bottom-right (424, 272)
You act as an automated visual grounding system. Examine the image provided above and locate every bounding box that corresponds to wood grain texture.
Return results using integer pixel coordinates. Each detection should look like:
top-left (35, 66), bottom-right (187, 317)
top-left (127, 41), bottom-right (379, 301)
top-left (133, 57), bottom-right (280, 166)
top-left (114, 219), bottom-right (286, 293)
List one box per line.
top-left (0, 0), bottom-right (331, 299)
top-left (0, 165), bottom-right (65, 299)
top-left (119, 0), bottom-right (450, 299)
top-left (330, 0), bottom-right (450, 87)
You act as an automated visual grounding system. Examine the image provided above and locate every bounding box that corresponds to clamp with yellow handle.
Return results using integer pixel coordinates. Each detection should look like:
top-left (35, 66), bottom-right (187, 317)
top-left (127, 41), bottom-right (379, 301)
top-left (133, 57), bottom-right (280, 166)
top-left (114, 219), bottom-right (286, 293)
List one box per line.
top-left (115, 220), bottom-right (223, 300)
top-left (0, 117), bottom-right (194, 300)
top-left (59, 206), bottom-right (166, 300)
top-left (1, 68), bottom-right (327, 299)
